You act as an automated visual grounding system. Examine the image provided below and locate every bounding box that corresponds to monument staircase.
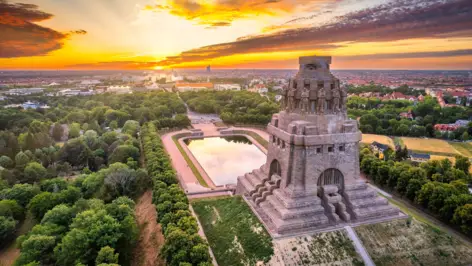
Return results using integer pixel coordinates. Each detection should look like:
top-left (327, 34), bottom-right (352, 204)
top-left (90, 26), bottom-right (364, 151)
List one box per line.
top-left (342, 182), bottom-right (399, 222)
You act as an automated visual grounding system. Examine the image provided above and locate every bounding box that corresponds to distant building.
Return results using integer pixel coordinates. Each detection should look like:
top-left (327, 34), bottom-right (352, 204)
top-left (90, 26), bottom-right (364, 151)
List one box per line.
top-left (4, 101), bottom-right (49, 109)
top-left (58, 89), bottom-right (94, 96)
top-left (175, 82), bottom-right (213, 92)
top-left (214, 84), bottom-right (241, 91)
top-left (106, 86), bottom-right (132, 94)
top-left (370, 141), bottom-right (390, 153)
top-left (80, 80), bottom-right (101, 85)
top-left (6, 88), bottom-right (44, 95)
top-left (434, 123), bottom-right (461, 132)
top-left (399, 110), bottom-right (413, 119)
top-left (408, 151), bottom-right (430, 163)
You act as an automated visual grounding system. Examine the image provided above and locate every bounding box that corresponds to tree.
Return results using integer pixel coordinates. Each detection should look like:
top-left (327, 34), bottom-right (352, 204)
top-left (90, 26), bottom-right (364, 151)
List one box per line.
top-left (54, 210), bottom-right (122, 265)
top-left (95, 246), bottom-right (119, 265)
top-left (17, 234), bottom-right (56, 265)
top-left (109, 145), bottom-right (139, 164)
top-left (452, 204), bottom-right (472, 234)
top-left (454, 155), bottom-right (470, 174)
top-left (0, 216), bottom-right (16, 243)
top-left (0, 199), bottom-right (24, 220)
top-left (68, 123), bottom-right (81, 138)
top-left (59, 138), bottom-right (91, 167)
top-left (122, 120), bottom-right (140, 137)
top-left (0, 183), bottom-right (40, 207)
top-left (15, 151), bottom-right (32, 170)
top-left (440, 194), bottom-right (472, 222)
top-left (24, 162), bottom-right (47, 183)
top-left (28, 192), bottom-right (59, 220)
top-left (40, 204), bottom-right (75, 227)
top-left (52, 123), bottom-right (64, 141)
top-left (0, 155), bottom-right (14, 169)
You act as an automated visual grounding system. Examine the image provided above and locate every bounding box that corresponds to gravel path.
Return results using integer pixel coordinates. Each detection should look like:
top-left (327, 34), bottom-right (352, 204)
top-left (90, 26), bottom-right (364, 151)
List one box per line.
top-left (344, 226), bottom-right (375, 266)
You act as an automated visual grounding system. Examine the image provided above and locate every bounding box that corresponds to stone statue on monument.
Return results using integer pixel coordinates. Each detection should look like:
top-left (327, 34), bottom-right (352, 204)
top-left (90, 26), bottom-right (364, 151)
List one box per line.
top-left (340, 86), bottom-right (348, 111)
top-left (301, 87), bottom-right (309, 113)
top-left (317, 86), bottom-right (326, 114)
top-left (332, 86), bottom-right (340, 113)
top-left (280, 86), bottom-right (288, 110)
top-left (287, 86), bottom-right (296, 111)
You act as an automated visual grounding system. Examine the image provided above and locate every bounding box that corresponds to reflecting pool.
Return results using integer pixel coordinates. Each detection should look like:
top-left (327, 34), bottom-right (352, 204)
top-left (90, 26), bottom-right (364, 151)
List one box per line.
top-left (184, 136), bottom-right (266, 186)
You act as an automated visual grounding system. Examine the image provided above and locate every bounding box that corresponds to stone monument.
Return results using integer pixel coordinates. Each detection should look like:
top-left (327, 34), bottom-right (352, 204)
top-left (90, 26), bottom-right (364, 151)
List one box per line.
top-left (236, 56), bottom-right (401, 237)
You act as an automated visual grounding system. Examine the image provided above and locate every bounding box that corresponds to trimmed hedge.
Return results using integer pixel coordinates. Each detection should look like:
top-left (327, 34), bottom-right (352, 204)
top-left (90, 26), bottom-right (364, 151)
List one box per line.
top-left (141, 123), bottom-right (211, 266)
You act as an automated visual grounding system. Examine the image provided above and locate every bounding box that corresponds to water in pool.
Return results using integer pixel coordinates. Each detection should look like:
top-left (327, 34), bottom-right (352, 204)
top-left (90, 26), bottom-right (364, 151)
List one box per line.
top-left (184, 136), bottom-right (266, 186)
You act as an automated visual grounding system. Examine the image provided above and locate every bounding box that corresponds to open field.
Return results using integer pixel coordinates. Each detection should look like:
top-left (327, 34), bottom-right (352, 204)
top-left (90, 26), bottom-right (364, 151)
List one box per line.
top-left (449, 142), bottom-right (472, 157)
top-left (191, 196), bottom-right (273, 266)
top-left (361, 134), bottom-right (394, 148)
top-left (401, 137), bottom-right (459, 156)
top-left (355, 219), bottom-right (472, 266)
top-left (269, 230), bottom-right (363, 266)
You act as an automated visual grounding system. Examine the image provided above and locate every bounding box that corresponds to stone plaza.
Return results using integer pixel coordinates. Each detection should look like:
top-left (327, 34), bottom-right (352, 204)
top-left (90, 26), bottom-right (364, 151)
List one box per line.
top-left (236, 56), bottom-right (403, 237)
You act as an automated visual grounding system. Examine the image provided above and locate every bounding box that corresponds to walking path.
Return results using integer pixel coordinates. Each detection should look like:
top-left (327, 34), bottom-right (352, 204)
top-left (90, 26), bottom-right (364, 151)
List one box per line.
top-left (344, 226), bottom-right (375, 266)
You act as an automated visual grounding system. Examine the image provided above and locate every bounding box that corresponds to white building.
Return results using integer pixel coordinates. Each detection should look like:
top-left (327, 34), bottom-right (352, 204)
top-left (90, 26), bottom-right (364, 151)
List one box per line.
top-left (81, 80), bottom-right (101, 85)
top-left (214, 84), bottom-right (241, 91)
top-left (5, 88), bottom-right (44, 95)
top-left (106, 86), bottom-right (132, 94)
top-left (58, 89), bottom-right (95, 96)
top-left (175, 83), bottom-right (213, 92)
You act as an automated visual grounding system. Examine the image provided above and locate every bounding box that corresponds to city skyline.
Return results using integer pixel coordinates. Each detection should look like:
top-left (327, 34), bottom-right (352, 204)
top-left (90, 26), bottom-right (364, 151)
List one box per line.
top-left (1, 0), bottom-right (472, 70)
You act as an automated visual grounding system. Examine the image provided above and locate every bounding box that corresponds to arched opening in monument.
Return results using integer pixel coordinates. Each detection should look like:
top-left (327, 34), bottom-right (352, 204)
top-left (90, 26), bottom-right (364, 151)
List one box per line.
top-left (269, 159), bottom-right (282, 179)
top-left (317, 168), bottom-right (344, 190)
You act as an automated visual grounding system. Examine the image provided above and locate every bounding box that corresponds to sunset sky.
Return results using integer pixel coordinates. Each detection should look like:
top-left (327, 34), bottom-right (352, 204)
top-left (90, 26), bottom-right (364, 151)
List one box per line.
top-left (0, 0), bottom-right (471, 70)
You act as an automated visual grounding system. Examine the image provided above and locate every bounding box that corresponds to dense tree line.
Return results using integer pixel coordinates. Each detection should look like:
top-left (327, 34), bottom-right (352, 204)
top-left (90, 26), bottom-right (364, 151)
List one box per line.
top-left (360, 147), bottom-right (472, 235)
top-left (180, 91), bottom-right (278, 125)
top-left (353, 95), bottom-right (472, 140)
top-left (0, 158), bottom-right (149, 265)
top-left (141, 123), bottom-right (211, 266)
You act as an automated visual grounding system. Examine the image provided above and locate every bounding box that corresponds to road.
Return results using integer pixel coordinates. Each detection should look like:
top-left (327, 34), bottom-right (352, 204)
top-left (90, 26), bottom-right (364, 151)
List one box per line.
top-left (344, 226), bottom-right (375, 266)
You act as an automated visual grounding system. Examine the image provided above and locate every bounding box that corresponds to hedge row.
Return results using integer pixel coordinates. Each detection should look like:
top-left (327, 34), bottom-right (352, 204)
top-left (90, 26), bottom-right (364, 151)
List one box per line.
top-left (141, 123), bottom-right (212, 266)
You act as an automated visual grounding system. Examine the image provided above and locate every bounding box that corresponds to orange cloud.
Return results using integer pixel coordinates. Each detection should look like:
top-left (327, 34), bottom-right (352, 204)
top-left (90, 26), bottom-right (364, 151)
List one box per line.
top-left (0, 0), bottom-right (86, 58)
top-left (155, 0), bottom-right (472, 67)
top-left (145, 0), bottom-right (335, 27)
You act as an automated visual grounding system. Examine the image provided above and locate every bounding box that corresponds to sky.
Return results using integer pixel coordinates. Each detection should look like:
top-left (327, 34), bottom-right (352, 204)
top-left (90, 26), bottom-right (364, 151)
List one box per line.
top-left (0, 0), bottom-right (471, 70)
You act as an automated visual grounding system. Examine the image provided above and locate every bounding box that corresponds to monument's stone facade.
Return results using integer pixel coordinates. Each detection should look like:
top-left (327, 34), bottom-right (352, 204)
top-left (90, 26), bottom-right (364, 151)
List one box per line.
top-left (236, 56), bottom-right (401, 236)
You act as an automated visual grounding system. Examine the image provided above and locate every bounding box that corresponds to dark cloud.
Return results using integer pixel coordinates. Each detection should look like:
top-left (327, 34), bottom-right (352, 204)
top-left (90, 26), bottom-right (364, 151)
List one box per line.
top-left (340, 49), bottom-right (472, 60)
top-left (156, 0), bottom-right (472, 66)
top-left (70, 29), bottom-right (87, 35)
top-left (0, 0), bottom-right (86, 58)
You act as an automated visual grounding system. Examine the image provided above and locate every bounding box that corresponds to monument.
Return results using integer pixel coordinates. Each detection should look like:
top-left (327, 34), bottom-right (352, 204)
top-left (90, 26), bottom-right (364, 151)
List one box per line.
top-left (236, 56), bottom-right (401, 237)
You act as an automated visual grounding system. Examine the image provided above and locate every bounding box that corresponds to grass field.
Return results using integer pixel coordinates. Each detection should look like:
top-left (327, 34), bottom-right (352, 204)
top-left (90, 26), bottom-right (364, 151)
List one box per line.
top-left (268, 230), bottom-right (363, 265)
top-left (449, 142), bottom-right (472, 157)
top-left (401, 137), bottom-right (459, 156)
top-left (361, 134), bottom-right (395, 148)
top-left (243, 131), bottom-right (269, 149)
top-left (355, 219), bottom-right (472, 266)
top-left (191, 196), bottom-right (274, 266)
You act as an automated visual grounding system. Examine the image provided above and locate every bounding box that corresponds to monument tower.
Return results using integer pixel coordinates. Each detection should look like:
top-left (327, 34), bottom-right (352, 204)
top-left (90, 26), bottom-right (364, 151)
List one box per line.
top-left (236, 56), bottom-right (401, 236)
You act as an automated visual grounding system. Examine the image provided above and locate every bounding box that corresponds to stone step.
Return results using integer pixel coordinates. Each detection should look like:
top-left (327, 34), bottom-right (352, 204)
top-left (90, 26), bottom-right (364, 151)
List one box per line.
top-left (344, 189), bottom-right (377, 200)
top-left (352, 205), bottom-right (399, 222)
top-left (259, 201), bottom-right (330, 234)
top-left (253, 168), bottom-right (269, 182)
top-left (272, 189), bottom-right (322, 209)
top-left (245, 172), bottom-right (262, 187)
top-left (239, 176), bottom-right (255, 193)
top-left (350, 197), bottom-right (388, 209)
top-left (266, 195), bottom-right (325, 220)
top-left (344, 182), bottom-right (368, 191)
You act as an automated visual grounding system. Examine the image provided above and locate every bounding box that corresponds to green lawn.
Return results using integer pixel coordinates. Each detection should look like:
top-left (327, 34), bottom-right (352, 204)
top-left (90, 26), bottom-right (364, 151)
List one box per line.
top-left (355, 219), bottom-right (472, 266)
top-left (449, 142), bottom-right (472, 157)
top-left (191, 196), bottom-right (273, 266)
